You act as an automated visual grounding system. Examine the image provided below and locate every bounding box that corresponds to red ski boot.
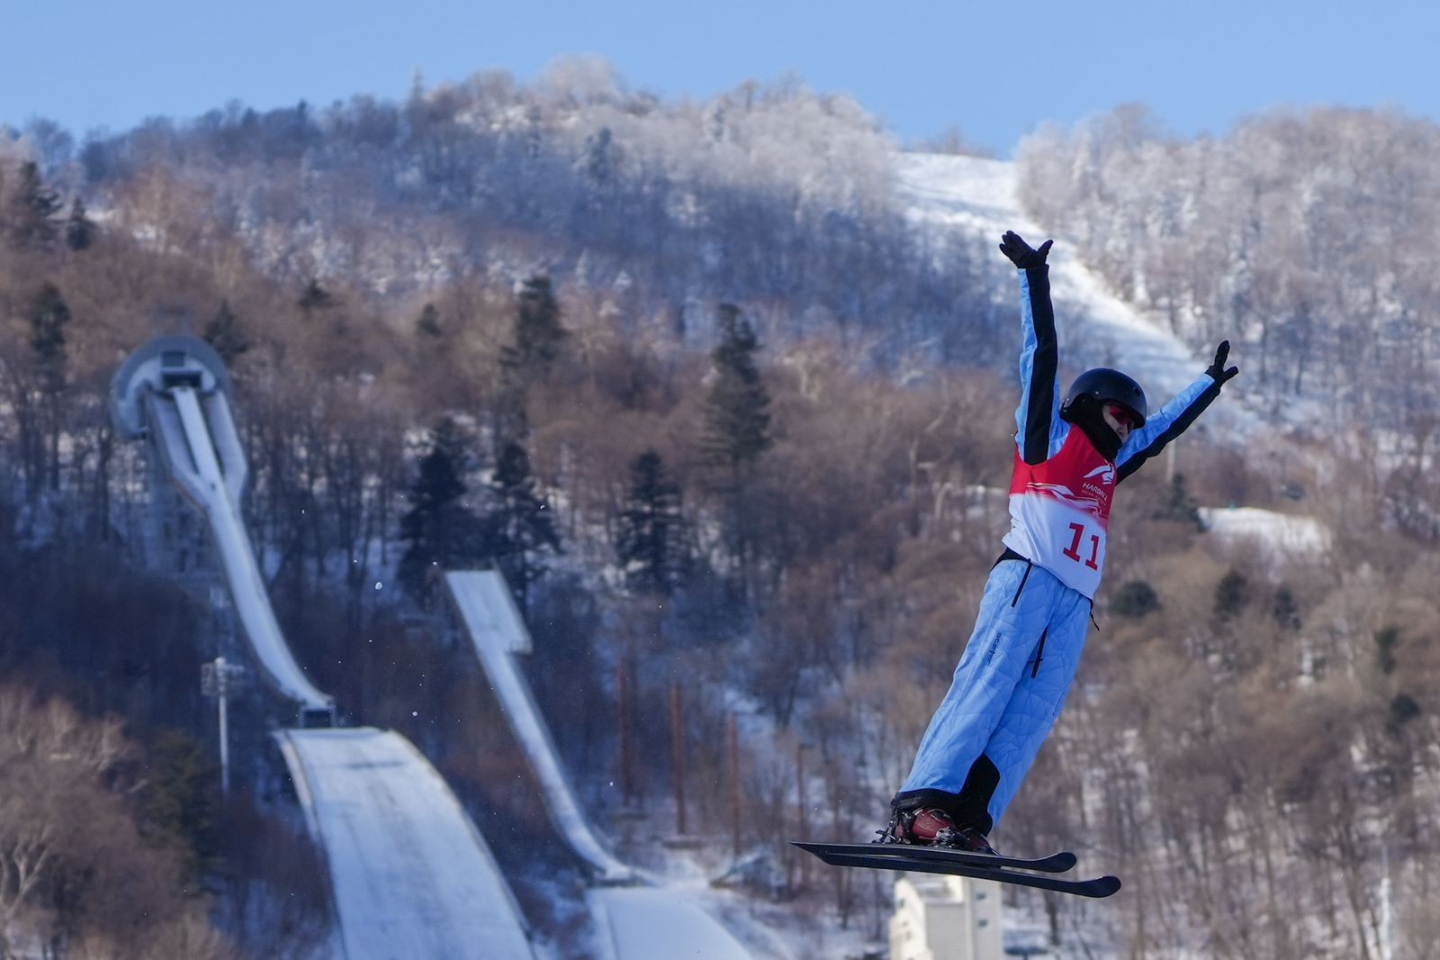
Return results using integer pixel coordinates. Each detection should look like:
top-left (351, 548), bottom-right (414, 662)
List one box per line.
top-left (876, 808), bottom-right (999, 855)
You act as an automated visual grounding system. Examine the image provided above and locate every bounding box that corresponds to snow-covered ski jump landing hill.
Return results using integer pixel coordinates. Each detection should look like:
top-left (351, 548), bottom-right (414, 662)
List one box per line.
top-left (277, 728), bottom-right (535, 960)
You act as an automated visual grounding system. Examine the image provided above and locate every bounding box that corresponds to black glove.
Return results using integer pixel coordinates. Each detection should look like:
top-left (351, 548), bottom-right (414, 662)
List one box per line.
top-left (999, 230), bottom-right (1053, 269)
top-left (1205, 340), bottom-right (1239, 386)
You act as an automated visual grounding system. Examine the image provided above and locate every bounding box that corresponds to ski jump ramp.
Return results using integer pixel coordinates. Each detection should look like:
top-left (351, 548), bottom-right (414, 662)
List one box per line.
top-left (111, 336), bottom-right (333, 724)
top-left (445, 570), bottom-right (634, 883)
top-left (112, 337), bottom-right (535, 959)
top-left (278, 728), bottom-right (536, 960)
top-left (445, 571), bottom-right (757, 959)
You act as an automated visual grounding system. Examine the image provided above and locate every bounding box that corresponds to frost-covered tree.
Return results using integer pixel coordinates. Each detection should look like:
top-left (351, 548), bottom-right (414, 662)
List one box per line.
top-left (1016, 104), bottom-right (1440, 428)
top-left (78, 62), bottom-right (995, 369)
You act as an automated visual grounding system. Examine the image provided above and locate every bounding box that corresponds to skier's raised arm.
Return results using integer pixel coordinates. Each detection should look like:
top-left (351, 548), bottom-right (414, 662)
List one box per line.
top-left (1000, 231), bottom-right (1066, 466)
top-left (1116, 340), bottom-right (1240, 482)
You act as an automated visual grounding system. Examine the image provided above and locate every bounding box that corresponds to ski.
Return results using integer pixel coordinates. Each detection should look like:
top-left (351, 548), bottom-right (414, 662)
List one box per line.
top-left (793, 845), bottom-right (1121, 899)
top-left (792, 840), bottom-right (1076, 874)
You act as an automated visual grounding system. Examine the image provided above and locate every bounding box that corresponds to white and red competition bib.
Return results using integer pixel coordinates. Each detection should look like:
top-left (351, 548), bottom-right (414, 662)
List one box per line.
top-left (1001, 426), bottom-right (1116, 599)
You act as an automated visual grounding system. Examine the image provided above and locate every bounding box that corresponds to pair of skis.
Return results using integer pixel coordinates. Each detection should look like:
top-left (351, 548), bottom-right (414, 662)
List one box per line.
top-left (792, 841), bottom-right (1121, 899)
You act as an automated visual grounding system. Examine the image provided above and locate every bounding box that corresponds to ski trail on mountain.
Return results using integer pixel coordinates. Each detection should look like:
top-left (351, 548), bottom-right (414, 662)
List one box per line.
top-left (896, 153), bottom-right (1257, 438)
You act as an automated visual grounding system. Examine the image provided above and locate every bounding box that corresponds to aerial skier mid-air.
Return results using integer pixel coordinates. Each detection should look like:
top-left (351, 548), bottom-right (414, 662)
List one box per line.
top-left (797, 230), bottom-right (1239, 897)
top-left (881, 229), bottom-right (1240, 854)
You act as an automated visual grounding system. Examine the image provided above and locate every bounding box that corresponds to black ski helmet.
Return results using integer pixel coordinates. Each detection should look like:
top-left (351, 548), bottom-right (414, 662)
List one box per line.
top-left (1062, 368), bottom-right (1148, 427)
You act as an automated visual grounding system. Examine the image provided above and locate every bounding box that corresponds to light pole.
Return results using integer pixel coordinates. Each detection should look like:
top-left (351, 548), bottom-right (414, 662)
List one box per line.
top-left (201, 656), bottom-right (249, 794)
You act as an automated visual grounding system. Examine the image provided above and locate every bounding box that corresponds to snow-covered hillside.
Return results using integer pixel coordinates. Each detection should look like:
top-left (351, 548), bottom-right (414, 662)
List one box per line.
top-left (895, 153), bottom-right (1258, 439)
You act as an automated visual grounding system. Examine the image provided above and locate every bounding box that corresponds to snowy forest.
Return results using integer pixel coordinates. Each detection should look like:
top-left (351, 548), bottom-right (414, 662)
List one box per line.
top-left (2, 60), bottom-right (1440, 959)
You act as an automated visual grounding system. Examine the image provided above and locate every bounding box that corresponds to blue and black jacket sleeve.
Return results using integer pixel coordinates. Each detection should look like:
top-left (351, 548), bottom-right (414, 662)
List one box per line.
top-left (1014, 265), bottom-right (1069, 465)
top-left (1115, 373), bottom-right (1221, 482)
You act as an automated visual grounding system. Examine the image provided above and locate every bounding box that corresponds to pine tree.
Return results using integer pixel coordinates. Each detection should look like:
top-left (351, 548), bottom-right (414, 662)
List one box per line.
top-left (616, 450), bottom-right (691, 595)
top-left (28, 282), bottom-right (70, 365)
top-left (398, 419), bottom-right (483, 602)
top-left (1389, 693), bottom-right (1422, 730)
top-left (203, 299), bottom-right (250, 366)
top-left (1213, 568), bottom-right (1250, 621)
top-left (415, 302), bottom-right (442, 339)
top-left (1154, 473), bottom-right (1203, 529)
top-left (1111, 579), bottom-right (1161, 618)
top-left (479, 439), bottom-right (561, 611)
top-left (702, 303), bottom-right (772, 476)
top-left (140, 730), bottom-right (221, 884)
top-left (1375, 625), bottom-right (1400, 675)
top-left (1272, 584), bottom-right (1301, 631)
top-left (582, 127), bottom-right (618, 188)
top-left (26, 282), bottom-right (71, 492)
top-left (64, 197), bottom-right (96, 251)
top-left (494, 276), bottom-right (565, 445)
top-left (500, 275), bottom-right (567, 385)
top-left (298, 278), bottom-right (335, 315)
top-left (6, 161), bottom-right (61, 249)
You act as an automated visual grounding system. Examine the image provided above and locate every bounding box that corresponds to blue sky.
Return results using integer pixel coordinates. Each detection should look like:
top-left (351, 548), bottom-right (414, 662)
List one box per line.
top-left (2, 0), bottom-right (1434, 156)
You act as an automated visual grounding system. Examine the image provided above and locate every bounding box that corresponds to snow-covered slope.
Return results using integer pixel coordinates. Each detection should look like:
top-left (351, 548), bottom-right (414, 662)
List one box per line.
top-left (896, 153), bottom-right (1257, 438)
top-left (277, 728), bottom-right (536, 960)
top-left (1200, 506), bottom-right (1331, 562)
top-left (589, 887), bottom-right (754, 960)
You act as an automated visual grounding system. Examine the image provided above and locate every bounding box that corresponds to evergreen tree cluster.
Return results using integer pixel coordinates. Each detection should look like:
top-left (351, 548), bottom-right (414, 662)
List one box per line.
top-left (397, 425), bottom-right (561, 610)
top-left (398, 274), bottom-right (581, 609)
top-left (1, 160), bottom-right (95, 253)
top-left (5, 160), bottom-right (62, 249)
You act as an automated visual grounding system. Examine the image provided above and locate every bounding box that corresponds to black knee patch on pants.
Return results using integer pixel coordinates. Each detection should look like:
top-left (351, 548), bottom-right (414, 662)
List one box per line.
top-left (893, 754), bottom-right (1000, 835)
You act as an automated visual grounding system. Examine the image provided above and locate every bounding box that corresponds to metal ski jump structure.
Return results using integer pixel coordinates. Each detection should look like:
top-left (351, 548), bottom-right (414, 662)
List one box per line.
top-left (111, 336), bottom-right (333, 726)
top-left (445, 571), bottom-right (756, 960)
top-left (111, 336), bottom-right (535, 960)
top-left (446, 571), bottom-right (634, 883)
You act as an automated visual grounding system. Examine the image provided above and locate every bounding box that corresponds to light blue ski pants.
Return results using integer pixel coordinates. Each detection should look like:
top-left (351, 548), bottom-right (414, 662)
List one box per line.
top-left (899, 558), bottom-right (1091, 832)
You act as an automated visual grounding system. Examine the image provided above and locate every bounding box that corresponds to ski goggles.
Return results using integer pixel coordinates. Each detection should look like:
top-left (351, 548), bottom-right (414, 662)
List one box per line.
top-left (1104, 403), bottom-right (1141, 430)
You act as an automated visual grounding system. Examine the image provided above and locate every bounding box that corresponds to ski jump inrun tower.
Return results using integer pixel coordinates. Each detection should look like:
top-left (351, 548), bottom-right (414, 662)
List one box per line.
top-left (110, 335), bottom-right (335, 726)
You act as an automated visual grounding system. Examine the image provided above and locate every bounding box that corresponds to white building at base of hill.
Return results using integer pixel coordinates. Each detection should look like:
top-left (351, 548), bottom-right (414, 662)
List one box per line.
top-left (890, 874), bottom-right (1004, 960)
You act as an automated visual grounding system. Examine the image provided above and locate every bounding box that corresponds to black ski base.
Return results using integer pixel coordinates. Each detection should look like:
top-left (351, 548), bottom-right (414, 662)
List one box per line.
top-left (795, 841), bottom-right (1076, 874)
top-left (792, 842), bottom-right (1121, 899)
